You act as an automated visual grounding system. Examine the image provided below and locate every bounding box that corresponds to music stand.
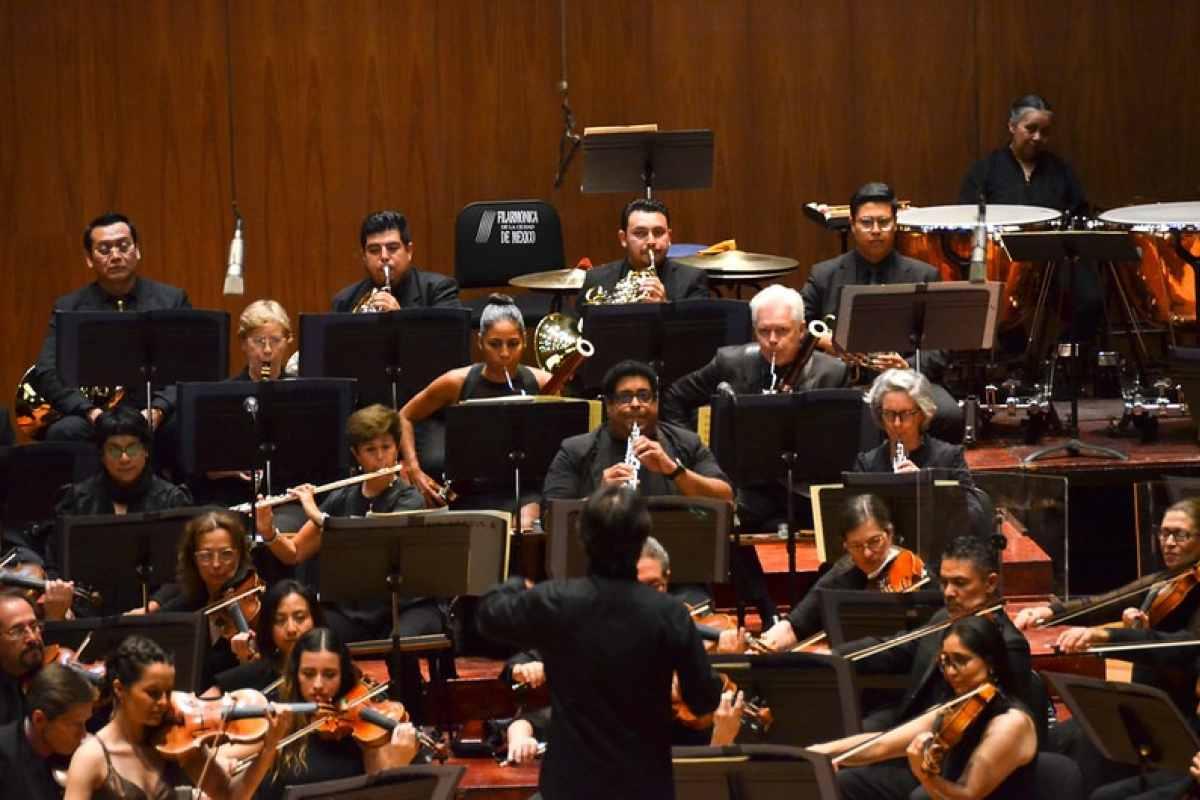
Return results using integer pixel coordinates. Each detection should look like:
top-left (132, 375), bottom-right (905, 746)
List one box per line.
top-left (672, 745), bottom-right (839, 800)
top-left (43, 613), bottom-right (207, 692)
top-left (2, 442), bottom-right (98, 549)
top-left (817, 588), bottom-right (945, 648)
top-left (58, 506), bottom-right (222, 614)
top-left (581, 128), bottom-right (714, 197)
top-left (56, 310), bottom-right (229, 418)
top-left (299, 309), bottom-right (471, 409)
top-left (1044, 671), bottom-right (1200, 789)
top-left (710, 390), bottom-right (872, 607)
top-left (443, 397), bottom-right (591, 534)
top-left (544, 496), bottom-right (731, 583)
top-left (282, 765), bottom-right (465, 800)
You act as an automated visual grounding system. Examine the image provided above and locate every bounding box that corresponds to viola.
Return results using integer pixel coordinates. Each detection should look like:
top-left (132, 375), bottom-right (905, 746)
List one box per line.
top-left (154, 688), bottom-right (316, 759)
top-left (921, 682), bottom-right (997, 775)
top-left (671, 672), bottom-right (774, 737)
top-left (1145, 563), bottom-right (1200, 628)
top-left (206, 568), bottom-right (266, 646)
top-left (879, 548), bottom-right (928, 593)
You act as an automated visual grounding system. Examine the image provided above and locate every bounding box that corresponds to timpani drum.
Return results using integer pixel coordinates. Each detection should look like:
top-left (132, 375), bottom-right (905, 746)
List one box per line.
top-left (1098, 201), bottom-right (1200, 324)
top-left (896, 204), bottom-right (1061, 332)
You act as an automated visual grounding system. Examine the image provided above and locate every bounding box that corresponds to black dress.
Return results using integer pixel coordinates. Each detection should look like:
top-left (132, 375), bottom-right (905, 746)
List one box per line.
top-left (254, 736), bottom-right (364, 800)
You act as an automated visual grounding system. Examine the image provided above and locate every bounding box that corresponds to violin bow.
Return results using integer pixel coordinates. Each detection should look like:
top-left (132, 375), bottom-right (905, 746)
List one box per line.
top-left (846, 604), bottom-right (1004, 662)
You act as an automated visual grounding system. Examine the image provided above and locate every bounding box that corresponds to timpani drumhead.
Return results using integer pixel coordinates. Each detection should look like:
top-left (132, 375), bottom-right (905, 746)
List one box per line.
top-left (1099, 201), bottom-right (1200, 230)
top-left (898, 204), bottom-right (1061, 231)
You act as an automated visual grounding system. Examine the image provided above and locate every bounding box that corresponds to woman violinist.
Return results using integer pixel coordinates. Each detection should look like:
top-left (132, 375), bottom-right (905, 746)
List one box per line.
top-left (64, 635), bottom-right (289, 800)
top-left (397, 293), bottom-right (551, 526)
top-left (810, 615), bottom-right (1037, 800)
top-left (719, 494), bottom-right (926, 653)
top-left (252, 627), bottom-right (418, 800)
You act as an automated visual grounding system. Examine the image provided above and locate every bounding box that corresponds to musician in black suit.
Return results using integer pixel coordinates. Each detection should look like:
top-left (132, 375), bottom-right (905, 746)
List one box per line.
top-left (0, 663), bottom-right (96, 800)
top-left (801, 183), bottom-right (963, 441)
top-left (330, 210), bottom-right (461, 312)
top-left (576, 198), bottom-right (710, 307)
top-left (30, 212), bottom-right (190, 443)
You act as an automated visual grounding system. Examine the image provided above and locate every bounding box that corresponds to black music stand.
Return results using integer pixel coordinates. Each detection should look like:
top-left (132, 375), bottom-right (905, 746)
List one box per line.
top-left (544, 496), bottom-right (731, 583)
top-left (299, 309), bottom-right (471, 409)
top-left (56, 310), bottom-right (229, 417)
top-left (817, 588), bottom-right (945, 648)
top-left (57, 506), bottom-right (222, 614)
top-left (283, 765), bottom-right (465, 800)
top-left (672, 744), bottom-right (840, 800)
top-left (43, 613), bottom-right (207, 692)
top-left (581, 128), bottom-right (714, 197)
top-left (1003, 231), bottom-right (1140, 460)
top-left (443, 397), bottom-right (591, 535)
top-left (710, 389), bottom-right (872, 608)
top-left (1044, 672), bottom-right (1200, 791)
top-left (2, 441), bottom-right (98, 551)
top-left (576, 300), bottom-right (752, 391)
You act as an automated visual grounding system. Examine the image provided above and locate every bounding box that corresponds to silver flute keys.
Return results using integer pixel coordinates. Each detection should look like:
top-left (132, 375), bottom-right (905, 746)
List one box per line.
top-left (893, 441), bottom-right (907, 472)
top-left (625, 422), bottom-right (642, 490)
top-left (767, 352), bottom-right (778, 393)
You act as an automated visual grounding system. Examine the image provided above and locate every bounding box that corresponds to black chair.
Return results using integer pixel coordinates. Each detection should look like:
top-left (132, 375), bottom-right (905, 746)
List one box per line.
top-left (672, 744), bottom-right (841, 799)
top-left (282, 765), bottom-right (465, 799)
top-left (1, 441), bottom-right (99, 552)
top-left (453, 199), bottom-right (564, 327)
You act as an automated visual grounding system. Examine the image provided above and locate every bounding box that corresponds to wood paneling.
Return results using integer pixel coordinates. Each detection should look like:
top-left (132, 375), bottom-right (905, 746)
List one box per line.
top-left (1, 0), bottom-right (1198, 417)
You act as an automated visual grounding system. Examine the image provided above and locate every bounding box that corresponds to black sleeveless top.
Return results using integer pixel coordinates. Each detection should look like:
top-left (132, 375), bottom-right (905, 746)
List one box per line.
top-left (940, 691), bottom-right (1037, 799)
top-left (458, 363), bottom-right (539, 401)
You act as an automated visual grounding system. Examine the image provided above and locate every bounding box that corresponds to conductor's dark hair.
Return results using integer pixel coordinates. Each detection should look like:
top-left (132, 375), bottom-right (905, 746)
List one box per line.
top-left (839, 494), bottom-right (895, 539)
top-left (580, 485), bottom-right (652, 579)
top-left (941, 534), bottom-right (1001, 576)
top-left (27, 663), bottom-right (97, 720)
top-left (849, 182), bottom-right (898, 219)
top-left (359, 210), bottom-right (411, 247)
top-left (106, 635), bottom-right (172, 695)
top-left (1009, 94), bottom-right (1053, 124)
top-left (84, 212), bottom-right (138, 252)
top-left (946, 615), bottom-right (1014, 693)
top-left (95, 404), bottom-right (152, 450)
top-left (602, 360), bottom-right (659, 401)
top-left (620, 198), bottom-right (671, 231)
top-left (256, 579), bottom-right (324, 663)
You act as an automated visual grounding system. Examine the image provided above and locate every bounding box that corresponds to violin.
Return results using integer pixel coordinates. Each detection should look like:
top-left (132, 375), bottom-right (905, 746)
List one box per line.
top-left (0, 565), bottom-right (104, 609)
top-left (154, 688), bottom-right (316, 759)
top-left (671, 672), bottom-right (774, 737)
top-left (1144, 563), bottom-right (1200, 628)
top-left (878, 548), bottom-right (928, 593)
top-left (41, 643), bottom-right (106, 687)
top-left (920, 682), bottom-right (997, 775)
top-left (306, 679), bottom-right (448, 760)
top-left (205, 568), bottom-right (265, 647)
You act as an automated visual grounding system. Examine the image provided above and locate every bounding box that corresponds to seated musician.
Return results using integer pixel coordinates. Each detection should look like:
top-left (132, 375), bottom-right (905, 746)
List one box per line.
top-left (576, 197), bottom-right (710, 307)
top-left (810, 615), bottom-right (1037, 800)
top-left (0, 548), bottom-right (78, 622)
top-left (0, 595), bottom-right (46, 725)
top-left (800, 182), bottom-right (963, 442)
top-left (722, 494), bottom-right (926, 653)
top-left (210, 579), bottom-right (324, 696)
top-left (0, 664), bottom-right (97, 800)
top-left (331, 210), bottom-right (460, 313)
top-left (64, 635), bottom-right (289, 800)
top-left (838, 535), bottom-right (1032, 732)
top-left (30, 212), bottom-right (190, 443)
top-left (477, 485), bottom-right (723, 800)
top-left (252, 627), bottom-right (419, 800)
top-left (254, 404), bottom-right (435, 644)
top-left (398, 293), bottom-right (551, 525)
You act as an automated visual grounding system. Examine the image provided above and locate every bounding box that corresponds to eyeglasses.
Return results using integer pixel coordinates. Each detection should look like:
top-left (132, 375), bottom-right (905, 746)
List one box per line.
top-left (855, 216), bottom-right (895, 231)
top-left (881, 409), bottom-right (921, 424)
top-left (937, 652), bottom-right (976, 673)
top-left (104, 442), bottom-right (146, 460)
top-left (612, 389), bottom-right (655, 406)
top-left (1158, 527), bottom-right (1198, 544)
top-left (195, 548), bottom-right (238, 565)
top-left (845, 533), bottom-right (887, 554)
top-left (365, 242), bottom-right (406, 257)
top-left (93, 239), bottom-right (135, 257)
top-left (249, 335), bottom-right (288, 350)
top-left (1, 621), bottom-right (42, 641)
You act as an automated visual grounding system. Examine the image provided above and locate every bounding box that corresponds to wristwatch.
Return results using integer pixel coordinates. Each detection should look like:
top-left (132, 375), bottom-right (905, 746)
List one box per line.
top-left (666, 463), bottom-right (686, 481)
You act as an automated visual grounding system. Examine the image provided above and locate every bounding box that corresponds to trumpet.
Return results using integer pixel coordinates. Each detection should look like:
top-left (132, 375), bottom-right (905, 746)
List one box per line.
top-left (625, 422), bottom-right (642, 490)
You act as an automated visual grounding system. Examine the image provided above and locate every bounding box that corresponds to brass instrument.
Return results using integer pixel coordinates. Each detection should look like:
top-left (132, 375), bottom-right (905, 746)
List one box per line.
top-left (14, 364), bottom-right (126, 443)
top-left (351, 266), bottom-right (394, 313)
top-left (820, 315), bottom-right (902, 384)
top-left (534, 314), bottom-right (595, 396)
top-left (584, 246), bottom-right (658, 305)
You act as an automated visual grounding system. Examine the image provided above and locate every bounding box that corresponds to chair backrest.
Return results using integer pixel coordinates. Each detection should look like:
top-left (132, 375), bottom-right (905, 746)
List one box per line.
top-left (454, 200), bottom-right (565, 288)
top-left (672, 744), bottom-right (841, 800)
top-left (283, 765), bottom-right (465, 799)
top-left (3, 441), bottom-right (99, 527)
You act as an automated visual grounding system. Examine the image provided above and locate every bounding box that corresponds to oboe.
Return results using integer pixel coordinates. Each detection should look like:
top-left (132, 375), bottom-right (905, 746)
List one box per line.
top-left (625, 422), bottom-right (642, 490)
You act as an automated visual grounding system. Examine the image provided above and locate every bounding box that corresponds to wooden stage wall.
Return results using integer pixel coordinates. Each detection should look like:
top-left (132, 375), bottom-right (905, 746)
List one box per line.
top-left (1, 0), bottom-right (1198, 400)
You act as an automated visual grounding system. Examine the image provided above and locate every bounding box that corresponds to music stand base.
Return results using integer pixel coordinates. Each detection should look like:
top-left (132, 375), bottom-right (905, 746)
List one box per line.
top-left (1023, 438), bottom-right (1127, 464)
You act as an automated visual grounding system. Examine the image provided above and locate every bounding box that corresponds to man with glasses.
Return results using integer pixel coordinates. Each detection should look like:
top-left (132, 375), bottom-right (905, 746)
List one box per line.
top-left (0, 595), bottom-right (45, 726)
top-left (30, 212), bottom-right (190, 443)
top-left (332, 209), bottom-right (460, 312)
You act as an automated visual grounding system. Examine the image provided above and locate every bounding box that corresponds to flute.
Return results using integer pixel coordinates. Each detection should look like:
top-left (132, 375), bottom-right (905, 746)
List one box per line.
top-left (229, 464), bottom-right (405, 513)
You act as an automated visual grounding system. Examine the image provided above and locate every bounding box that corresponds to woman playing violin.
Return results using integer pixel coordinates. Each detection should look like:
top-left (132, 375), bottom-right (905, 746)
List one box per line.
top-left (811, 615), bottom-right (1037, 800)
top-left (253, 627), bottom-right (417, 800)
top-left (720, 494), bottom-right (925, 653)
top-left (211, 579), bottom-right (324, 696)
top-left (64, 635), bottom-right (288, 800)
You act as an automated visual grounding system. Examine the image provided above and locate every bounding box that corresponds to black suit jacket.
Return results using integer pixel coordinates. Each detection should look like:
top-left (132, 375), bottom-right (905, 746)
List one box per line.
top-left (661, 344), bottom-right (849, 426)
top-left (331, 266), bottom-right (461, 311)
top-left (0, 720), bottom-right (62, 800)
top-left (801, 250), bottom-right (940, 323)
top-left (477, 575), bottom-right (722, 800)
top-left (577, 257), bottom-right (710, 308)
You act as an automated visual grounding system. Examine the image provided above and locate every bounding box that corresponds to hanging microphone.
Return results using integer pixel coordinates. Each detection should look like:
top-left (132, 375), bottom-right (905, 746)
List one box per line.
top-left (224, 210), bottom-right (245, 295)
top-left (242, 395), bottom-right (258, 420)
top-left (968, 192), bottom-right (987, 283)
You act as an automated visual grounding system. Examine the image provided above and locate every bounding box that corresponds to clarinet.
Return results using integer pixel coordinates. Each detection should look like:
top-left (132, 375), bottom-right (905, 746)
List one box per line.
top-left (625, 422), bottom-right (642, 490)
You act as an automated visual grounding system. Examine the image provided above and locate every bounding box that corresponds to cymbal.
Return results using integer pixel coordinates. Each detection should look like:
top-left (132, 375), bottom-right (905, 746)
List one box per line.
top-left (509, 268), bottom-right (585, 291)
top-left (675, 250), bottom-right (799, 273)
